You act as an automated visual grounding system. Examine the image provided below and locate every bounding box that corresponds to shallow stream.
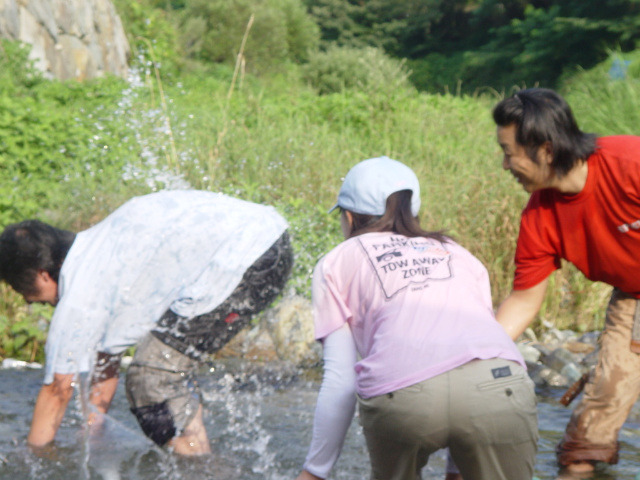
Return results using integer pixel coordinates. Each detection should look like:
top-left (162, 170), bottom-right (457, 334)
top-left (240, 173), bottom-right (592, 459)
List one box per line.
top-left (1, 361), bottom-right (640, 480)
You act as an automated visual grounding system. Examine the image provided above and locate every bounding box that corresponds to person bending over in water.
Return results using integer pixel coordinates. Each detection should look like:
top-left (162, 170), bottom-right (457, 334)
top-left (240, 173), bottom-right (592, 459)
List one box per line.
top-left (0, 190), bottom-right (292, 455)
top-left (296, 156), bottom-right (538, 480)
top-left (492, 87), bottom-right (640, 475)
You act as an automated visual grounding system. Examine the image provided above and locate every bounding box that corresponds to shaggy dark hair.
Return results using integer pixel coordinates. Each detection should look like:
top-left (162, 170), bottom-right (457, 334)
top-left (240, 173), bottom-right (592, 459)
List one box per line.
top-left (0, 220), bottom-right (75, 295)
top-left (493, 88), bottom-right (597, 176)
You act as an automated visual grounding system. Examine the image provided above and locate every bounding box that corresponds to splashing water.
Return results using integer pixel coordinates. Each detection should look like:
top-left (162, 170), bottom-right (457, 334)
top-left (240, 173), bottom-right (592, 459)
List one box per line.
top-left (118, 61), bottom-right (191, 192)
top-left (1, 362), bottom-right (640, 479)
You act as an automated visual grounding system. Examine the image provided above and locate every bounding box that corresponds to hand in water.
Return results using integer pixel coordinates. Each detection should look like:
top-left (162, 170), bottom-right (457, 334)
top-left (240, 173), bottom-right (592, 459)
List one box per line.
top-left (295, 470), bottom-right (324, 480)
top-left (27, 441), bottom-right (59, 460)
top-left (87, 410), bottom-right (107, 437)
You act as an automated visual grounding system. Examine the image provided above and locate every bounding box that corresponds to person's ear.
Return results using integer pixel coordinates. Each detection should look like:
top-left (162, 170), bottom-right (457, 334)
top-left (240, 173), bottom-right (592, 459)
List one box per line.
top-left (341, 210), bottom-right (354, 238)
top-left (344, 210), bottom-right (353, 227)
top-left (37, 269), bottom-right (54, 283)
top-left (539, 141), bottom-right (553, 165)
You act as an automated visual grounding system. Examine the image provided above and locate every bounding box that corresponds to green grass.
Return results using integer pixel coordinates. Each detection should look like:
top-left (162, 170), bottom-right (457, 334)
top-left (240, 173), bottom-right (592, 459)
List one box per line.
top-left (3, 51), bottom-right (638, 361)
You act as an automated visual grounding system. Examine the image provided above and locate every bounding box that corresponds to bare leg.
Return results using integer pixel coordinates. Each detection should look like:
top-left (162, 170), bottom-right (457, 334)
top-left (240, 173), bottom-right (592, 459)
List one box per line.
top-left (565, 462), bottom-right (594, 473)
top-left (556, 464), bottom-right (596, 480)
top-left (168, 405), bottom-right (211, 455)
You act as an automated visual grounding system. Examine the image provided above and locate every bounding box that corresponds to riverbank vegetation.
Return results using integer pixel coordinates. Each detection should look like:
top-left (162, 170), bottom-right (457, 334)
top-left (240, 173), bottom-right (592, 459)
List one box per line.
top-left (1, 0), bottom-right (639, 362)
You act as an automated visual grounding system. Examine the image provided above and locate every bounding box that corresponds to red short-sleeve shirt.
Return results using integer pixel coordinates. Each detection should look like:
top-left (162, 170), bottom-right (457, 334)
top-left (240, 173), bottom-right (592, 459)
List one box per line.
top-left (514, 136), bottom-right (640, 298)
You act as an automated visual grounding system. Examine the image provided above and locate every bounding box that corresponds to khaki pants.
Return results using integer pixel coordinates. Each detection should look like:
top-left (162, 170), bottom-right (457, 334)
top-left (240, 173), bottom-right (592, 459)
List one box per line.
top-left (557, 289), bottom-right (640, 465)
top-left (358, 358), bottom-right (538, 480)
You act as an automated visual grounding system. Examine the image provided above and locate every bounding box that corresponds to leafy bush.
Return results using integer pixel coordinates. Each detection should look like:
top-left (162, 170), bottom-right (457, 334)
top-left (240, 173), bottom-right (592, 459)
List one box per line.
top-left (406, 53), bottom-right (466, 94)
top-left (0, 285), bottom-right (49, 363)
top-left (0, 76), bottom-right (136, 226)
top-left (178, 0), bottom-right (319, 73)
top-left (302, 46), bottom-right (413, 95)
top-left (0, 41), bottom-right (163, 230)
top-left (112, 0), bottom-right (183, 76)
top-left (0, 40), bottom-right (45, 94)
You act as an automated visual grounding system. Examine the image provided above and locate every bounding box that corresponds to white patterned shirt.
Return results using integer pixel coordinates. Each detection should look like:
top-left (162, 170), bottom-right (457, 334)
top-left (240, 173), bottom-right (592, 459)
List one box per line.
top-left (43, 190), bottom-right (288, 384)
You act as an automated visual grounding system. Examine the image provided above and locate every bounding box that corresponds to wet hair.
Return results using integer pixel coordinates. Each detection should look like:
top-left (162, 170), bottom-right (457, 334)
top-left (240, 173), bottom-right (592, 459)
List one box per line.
top-left (492, 88), bottom-right (597, 176)
top-left (344, 190), bottom-right (450, 243)
top-left (0, 220), bottom-right (75, 295)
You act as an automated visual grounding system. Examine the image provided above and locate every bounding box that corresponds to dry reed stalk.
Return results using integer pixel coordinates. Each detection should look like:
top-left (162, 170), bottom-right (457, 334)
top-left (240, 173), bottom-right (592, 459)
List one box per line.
top-left (209, 14), bottom-right (255, 172)
top-left (228, 14), bottom-right (254, 100)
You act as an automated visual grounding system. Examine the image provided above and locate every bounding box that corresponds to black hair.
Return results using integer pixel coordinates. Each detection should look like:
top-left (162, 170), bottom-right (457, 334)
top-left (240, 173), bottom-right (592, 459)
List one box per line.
top-left (344, 190), bottom-right (450, 243)
top-left (492, 88), bottom-right (597, 176)
top-left (0, 220), bottom-right (75, 295)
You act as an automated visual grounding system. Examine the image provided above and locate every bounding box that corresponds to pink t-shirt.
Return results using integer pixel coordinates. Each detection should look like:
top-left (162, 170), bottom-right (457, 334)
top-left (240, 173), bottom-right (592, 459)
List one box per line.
top-left (312, 231), bottom-right (524, 398)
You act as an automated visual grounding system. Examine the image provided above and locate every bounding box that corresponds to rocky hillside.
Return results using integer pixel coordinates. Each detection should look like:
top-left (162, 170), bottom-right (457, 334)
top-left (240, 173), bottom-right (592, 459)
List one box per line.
top-left (0, 0), bottom-right (129, 80)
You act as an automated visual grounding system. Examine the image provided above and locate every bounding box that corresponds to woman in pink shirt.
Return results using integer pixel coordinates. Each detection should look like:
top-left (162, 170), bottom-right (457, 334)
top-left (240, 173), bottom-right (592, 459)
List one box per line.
top-left (296, 157), bottom-right (538, 480)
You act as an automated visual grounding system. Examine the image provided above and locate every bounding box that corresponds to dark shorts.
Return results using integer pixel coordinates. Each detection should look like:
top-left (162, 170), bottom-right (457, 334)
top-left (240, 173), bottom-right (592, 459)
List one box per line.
top-left (126, 232), bottom-right (293, 445)
top-left (125, 334), bottom-right (201, 446)
top-left (151, 231), bottom-right (293, 359)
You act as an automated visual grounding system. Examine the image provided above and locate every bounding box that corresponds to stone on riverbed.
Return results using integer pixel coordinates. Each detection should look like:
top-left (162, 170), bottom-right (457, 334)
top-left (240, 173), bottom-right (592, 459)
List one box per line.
top-left (522, 325), bottom-right (600, 389)
top-left (216, 324), bottom-right (280, 363)
top-left (214, 296), bottom-right (602, 391)
top-left (517, 342), bottom-right (542, 364)
top-left (214, 294), bottom-right (322, 368)
top-left (264, 295), bottom-right (322, 368)
top-left (528, 362), bottom-right (570, 388)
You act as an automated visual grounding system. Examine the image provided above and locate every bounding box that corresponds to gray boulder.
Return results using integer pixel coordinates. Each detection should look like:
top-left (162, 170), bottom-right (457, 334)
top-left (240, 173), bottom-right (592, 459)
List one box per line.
top-left (215, 295), bottom-right (322, 368)
top-left (0, 0), bottom-right (130, 80)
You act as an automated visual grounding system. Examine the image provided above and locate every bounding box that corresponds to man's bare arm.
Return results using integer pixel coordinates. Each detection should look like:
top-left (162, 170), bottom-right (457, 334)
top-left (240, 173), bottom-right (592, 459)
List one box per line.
top-left (496, 277), bottom-right (549, 340)
top-left (28, 373), bottom-right (75, 447)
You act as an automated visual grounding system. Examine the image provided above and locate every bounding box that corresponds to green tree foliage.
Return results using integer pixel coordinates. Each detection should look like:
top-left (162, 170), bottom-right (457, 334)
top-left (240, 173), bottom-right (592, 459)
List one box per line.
top-left (468, 0), bottom-right (529, 32)
top-left (148, 0), bottom-right (186, 10)
top-left (460, 3), bottom-right (638, 90)
top-left (305, 0), bottom-right (468, 56)
top-left (178, 0), bottom-right (320, 73)
top-left (305, 0), bottom-right (640, 92)
top-left (303, 0), bottom-right (363, 47)
top-left (111, 0), bottom-right (640, 92)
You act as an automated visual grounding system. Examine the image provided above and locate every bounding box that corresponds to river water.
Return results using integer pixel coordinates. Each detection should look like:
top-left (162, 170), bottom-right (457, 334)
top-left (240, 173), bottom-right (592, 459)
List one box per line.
top-left (1, 361), bottom-right (640, 480)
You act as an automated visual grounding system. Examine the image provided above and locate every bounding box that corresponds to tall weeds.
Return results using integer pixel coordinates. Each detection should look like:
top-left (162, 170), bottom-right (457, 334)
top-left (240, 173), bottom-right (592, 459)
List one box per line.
top-left (4, 51), bottom-right (640, 361)
top-left (161, 66), bottom-right (639, 333)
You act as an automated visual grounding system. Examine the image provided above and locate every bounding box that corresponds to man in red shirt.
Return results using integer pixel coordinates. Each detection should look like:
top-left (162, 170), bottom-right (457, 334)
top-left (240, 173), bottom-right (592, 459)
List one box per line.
top-left (493, 88), bottom-right (640, 475)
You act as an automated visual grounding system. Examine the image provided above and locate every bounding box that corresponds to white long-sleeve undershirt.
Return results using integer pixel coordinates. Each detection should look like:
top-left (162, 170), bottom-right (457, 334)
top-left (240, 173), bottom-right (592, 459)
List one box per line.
top-left (302, 323), bottom-right (358, 478)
